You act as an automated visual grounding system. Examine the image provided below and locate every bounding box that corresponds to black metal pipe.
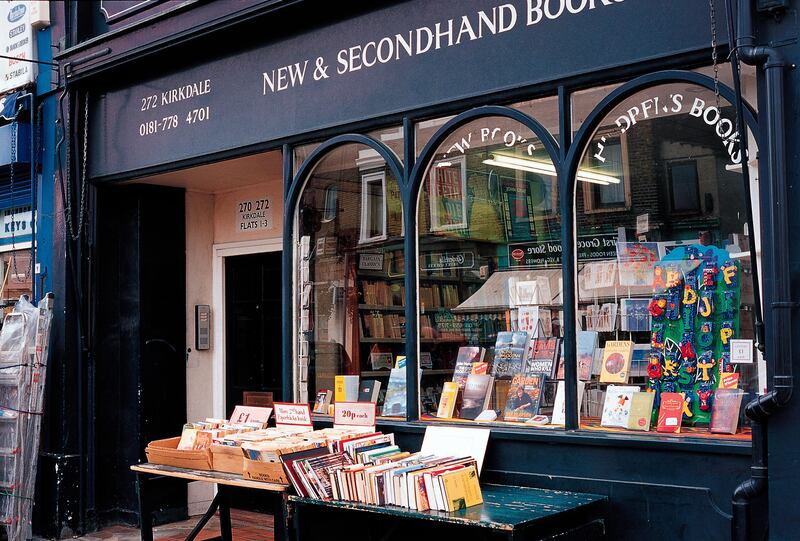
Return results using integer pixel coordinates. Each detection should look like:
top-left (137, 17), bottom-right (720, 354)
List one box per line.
top-left (728, 0), bottom-right (794, 539)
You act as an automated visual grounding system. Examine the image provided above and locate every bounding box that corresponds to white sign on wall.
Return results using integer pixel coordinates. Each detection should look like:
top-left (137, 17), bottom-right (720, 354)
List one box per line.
top-left (0, 207), bottom-right (32, 239)
top-left (0, 2), bottom-right (37, 94)
top-left (236, 197), bottom-right (273, 233)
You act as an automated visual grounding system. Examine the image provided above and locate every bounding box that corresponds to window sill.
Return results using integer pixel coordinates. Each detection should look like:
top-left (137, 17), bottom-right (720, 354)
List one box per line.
top-left (308, 418), bottom-right (751, 456)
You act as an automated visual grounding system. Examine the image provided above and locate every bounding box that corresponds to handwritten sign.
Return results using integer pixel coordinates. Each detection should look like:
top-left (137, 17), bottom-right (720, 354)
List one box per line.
top-left (229, 405), bottom-right (272, 426)
top-left (334, 402), bottom-right (377, 429)
top-left (273, 402), bottom-right (313, 427)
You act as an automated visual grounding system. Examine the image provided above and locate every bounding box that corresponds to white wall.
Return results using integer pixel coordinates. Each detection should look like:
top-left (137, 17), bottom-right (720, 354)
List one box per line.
top-left (184, 191), bottom-right (216, 514)
top-left (183, 179), bottom-right (283, 514)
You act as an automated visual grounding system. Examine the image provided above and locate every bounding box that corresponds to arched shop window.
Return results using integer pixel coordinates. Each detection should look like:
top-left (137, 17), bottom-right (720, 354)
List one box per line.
top-left (295, 142), bottom-right (405, 415)
top-left (415, 114), bottom-right (566, 427)
top-left (572, 82), bottom-right (759, 440)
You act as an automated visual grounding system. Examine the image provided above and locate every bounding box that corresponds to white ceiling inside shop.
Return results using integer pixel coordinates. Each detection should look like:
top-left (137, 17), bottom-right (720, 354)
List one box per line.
top-left (126, 149), bottom-right (283, 194)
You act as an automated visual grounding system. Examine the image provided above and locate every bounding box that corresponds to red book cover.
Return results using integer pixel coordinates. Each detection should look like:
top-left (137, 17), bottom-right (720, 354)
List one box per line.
top-left (656, 392), bottom-right (684, 433)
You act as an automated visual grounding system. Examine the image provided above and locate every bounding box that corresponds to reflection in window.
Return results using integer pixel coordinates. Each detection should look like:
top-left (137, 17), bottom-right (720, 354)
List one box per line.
top-left (416, 115), bottom-right (564, 427)
top-left (667, 160), bottom-right (701, 212)
top-left (322, 185), bottom-right (338, 222)
top-left (429, 157), bottom-right (467, 231)
top-left (295, 141), bottom-right (405, 417)
top-left (360, 171), bottom-right (387, 242)
top-left (573, 82), bottom-right (759, 441)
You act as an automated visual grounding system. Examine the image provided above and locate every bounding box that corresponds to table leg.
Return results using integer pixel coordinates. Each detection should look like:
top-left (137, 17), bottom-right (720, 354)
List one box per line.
top-left (217, 486), bottom-right (233, 541)
top-left (273, 492), bottom-right (290, 541)
top-left (185, 492), bottom-right (221, 541)
top-left (136, 473), bottom-right (154, 541)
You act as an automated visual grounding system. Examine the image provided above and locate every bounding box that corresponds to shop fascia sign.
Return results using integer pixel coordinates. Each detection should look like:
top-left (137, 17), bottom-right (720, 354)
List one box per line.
top-left (0, 207), bottom-right (33, 240)
top-left (595, 91), bottom-right (743, 165)
top-left (508, 234), bottom-right (617, 268)
top-left (93, 0), bottom-right (720, 177)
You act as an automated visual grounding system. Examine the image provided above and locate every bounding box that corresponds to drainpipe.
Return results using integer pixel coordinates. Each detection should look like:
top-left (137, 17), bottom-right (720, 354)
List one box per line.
top-left (728, 0), bottom-right (794, 539)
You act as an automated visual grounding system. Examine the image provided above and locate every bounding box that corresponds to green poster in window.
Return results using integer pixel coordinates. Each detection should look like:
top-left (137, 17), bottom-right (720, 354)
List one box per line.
top-left (501, 183), bottom-right (535, 241)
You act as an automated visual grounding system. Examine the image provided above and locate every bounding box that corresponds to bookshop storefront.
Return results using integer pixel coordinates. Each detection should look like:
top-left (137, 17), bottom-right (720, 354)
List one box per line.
top-left (51, 0), bottom-right (799, 539)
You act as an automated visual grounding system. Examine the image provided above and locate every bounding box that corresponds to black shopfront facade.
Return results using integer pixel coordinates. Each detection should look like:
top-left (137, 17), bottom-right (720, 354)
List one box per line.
top-left (43, 1), bottom-right (800, 539)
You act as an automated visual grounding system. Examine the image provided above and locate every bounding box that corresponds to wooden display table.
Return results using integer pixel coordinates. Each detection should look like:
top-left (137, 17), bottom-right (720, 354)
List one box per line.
top-left (289, 483), bottom-right (607, 540)
top-left (131, 463), bottom-right (289, 541)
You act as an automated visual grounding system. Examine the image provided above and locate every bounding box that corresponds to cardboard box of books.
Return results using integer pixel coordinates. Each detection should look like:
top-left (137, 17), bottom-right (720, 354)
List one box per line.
top-left (145, 437), bottom-right (213, 470)
top-left (242, 437), bottom-right (323, 484)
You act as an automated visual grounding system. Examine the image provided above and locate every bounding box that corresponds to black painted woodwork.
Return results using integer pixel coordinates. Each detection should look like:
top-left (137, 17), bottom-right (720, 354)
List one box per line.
top-left (92, 184), bottom-right (188, 527)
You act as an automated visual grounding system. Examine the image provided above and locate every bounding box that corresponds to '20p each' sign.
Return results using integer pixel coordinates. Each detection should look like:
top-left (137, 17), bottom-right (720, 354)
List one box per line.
top-left (334, 402), bottom-right (377, 429)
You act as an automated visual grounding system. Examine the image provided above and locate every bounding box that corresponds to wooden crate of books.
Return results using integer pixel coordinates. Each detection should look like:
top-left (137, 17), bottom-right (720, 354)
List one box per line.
top-left (145, 437), bottom-right (212, 470)
top-left (210, 444), bottom-right (245, 475)
top-left (242, 438), bottom-right (322, 484)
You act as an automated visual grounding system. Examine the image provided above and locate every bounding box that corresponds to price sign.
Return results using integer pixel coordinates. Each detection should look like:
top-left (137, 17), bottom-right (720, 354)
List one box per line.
top-left (730, 339), bottom-right (754, 364)
top-left (334, 402), bottom-right (377, 429)
top-left (229, 406), bottom-right (272, 426)
top-left (273, 402), bottom-right (313, 427)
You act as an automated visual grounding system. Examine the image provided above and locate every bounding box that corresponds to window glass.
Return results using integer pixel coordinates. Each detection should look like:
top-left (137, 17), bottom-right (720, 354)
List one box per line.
top-left (573, 82), bottom-right (759, 440)
top-left (295, 143), bottom-right (406, 417)
top-left (294, 125), bottom-right (404, 176)
top-left (416, 115), bottom-right (565, 428)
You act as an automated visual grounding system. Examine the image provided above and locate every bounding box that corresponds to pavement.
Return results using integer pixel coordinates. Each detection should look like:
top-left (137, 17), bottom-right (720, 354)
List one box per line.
top-left (72, 510), bottom-right (274, 541)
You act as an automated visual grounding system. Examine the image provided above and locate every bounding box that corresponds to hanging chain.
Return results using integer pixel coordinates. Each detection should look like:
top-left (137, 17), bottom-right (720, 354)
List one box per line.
top-left (709, 0), bottom-right (721, 109)
top-left (64, 92), bottom-right (89, 242)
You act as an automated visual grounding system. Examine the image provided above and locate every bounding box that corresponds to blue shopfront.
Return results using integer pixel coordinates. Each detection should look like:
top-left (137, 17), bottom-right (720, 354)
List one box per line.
top-left (45, 0), bottom-right (800, 539)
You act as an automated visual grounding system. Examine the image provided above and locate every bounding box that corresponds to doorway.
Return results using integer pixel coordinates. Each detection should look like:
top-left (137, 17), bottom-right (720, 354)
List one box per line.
top-left (224, 251), bottom-right (283, 415)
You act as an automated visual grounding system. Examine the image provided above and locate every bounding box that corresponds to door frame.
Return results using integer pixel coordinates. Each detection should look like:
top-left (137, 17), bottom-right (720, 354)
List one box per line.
top-left (212, 238), bottom-right (283, 418)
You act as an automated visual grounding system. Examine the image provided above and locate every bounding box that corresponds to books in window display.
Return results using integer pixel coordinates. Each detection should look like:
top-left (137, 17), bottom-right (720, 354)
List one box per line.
top-left (491, 331), bottom-right (528, 379)
top-left (358, 380), bottom-right (382, 403)
top-left (600, 385), bottom-right (639, 428)
top-left (525, 337), bottom-right (560, 379)
top-left (452, 346), bottom-right (485, 390)
top-left (361, 280), bottom-right (405, 307)
top-left (382, 368), bottom-right (407, 417)
top-left (503, 373), bottom-right (546, 422)
top-left (556, 331), bottom-right (597, 381)
top-left (362, 312), bottom-right (405, 339)
top-left (458, 374), bottom-right (495, 420)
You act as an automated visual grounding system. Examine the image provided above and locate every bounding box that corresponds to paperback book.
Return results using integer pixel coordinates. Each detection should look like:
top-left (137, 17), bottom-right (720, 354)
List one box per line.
top-left (626, 391), bottom-right (656, 431)
top-left (503, 373), bottom-right (546, 422)
top-left (459, 374), bottom-right (494, 420)
top-left (492, 332), bottom-right (528, 379)
top-left (358, 380), bottom-right (381, 403)
top-left (382, 368), bottom-right (407, 417)
top-left (526, 337), bottom-right (560, 378)
top-left (599, 340), bottom-right (634, 384)
top-left (600, 385), bottom-right (639, 428)
top-left (656, 392), bottom-right (685, 433)
top-left (436, 382), bottom-right (459, 419)
top-left (452, 347), bottom-right (485, 390)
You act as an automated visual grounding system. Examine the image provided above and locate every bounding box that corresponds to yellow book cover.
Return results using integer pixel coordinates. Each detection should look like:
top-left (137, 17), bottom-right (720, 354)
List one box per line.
top-left (436, 382), bottom-right (459, 419)
top-left (334, 375), bottom-right (346, 403)
top-left (600, 340), bottom-right (634, 383)
top-left (627, 391), bottom-right (656, 431)
top-left (441, 465), bottom-right (483, 511)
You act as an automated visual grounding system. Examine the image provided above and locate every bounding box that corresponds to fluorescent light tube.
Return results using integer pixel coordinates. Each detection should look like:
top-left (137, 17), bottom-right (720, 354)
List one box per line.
top-left (482, 154), bottom-right (620, 186)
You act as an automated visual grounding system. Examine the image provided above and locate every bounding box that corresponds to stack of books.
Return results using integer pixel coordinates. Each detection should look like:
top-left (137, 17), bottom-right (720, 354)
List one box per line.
top-left (281, 431), bottom-right (483, 512)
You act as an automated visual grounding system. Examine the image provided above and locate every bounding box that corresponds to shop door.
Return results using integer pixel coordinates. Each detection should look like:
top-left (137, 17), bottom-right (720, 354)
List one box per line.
top-left (225, 251), bottom-right (283, 415)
